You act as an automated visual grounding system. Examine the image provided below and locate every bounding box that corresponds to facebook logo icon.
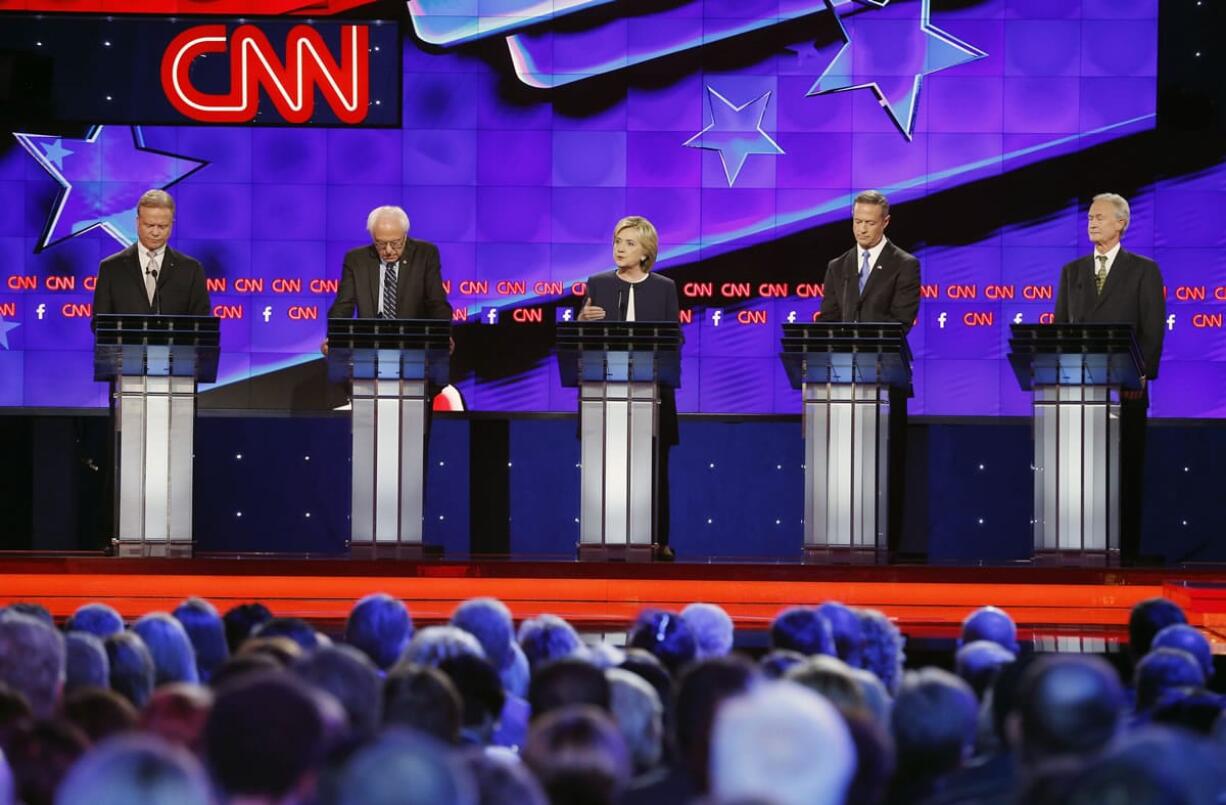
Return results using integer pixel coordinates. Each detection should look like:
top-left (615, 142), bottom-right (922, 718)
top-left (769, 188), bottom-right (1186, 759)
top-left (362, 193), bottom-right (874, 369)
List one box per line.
top-left (555, 307), bottom-right (575, 323)
top-left (481, 307), bottom-right (500, 325)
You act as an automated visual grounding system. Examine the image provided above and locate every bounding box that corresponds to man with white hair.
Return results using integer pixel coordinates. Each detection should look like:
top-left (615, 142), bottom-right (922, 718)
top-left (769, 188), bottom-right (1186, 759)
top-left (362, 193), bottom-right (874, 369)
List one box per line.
top-left (1054, 192), bottom-right (1166, 563)
top-left (709, 681), bottom-right (856, 805)
top-left (328, 205), bottom-right (451, 321)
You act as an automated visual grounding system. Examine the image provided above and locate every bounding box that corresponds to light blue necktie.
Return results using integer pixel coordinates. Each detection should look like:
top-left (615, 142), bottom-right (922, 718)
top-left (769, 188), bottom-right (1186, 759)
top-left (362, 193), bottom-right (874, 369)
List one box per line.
top-left (859, 250), bottom-right (871, 293)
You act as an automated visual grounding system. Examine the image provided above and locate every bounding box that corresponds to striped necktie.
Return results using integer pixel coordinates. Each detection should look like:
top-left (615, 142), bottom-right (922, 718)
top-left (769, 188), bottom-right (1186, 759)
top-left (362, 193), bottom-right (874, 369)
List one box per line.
top-left (1095, 254), bottom-right (1108, 295)
top-left (382, 262), bottom-right (398, 319)
top-left (859, 250), bottom-right (871, 293)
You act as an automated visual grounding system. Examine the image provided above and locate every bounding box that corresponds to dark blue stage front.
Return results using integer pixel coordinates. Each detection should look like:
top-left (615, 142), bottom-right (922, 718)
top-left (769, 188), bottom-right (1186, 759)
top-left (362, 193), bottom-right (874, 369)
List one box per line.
top-left (6, 414), bottom-right (1224, 564)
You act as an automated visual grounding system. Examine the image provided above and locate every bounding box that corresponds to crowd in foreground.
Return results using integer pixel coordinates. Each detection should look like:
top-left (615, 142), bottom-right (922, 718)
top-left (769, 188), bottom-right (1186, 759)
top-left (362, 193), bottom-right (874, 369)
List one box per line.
top-left (0, 592), bottom-right (1222, 805)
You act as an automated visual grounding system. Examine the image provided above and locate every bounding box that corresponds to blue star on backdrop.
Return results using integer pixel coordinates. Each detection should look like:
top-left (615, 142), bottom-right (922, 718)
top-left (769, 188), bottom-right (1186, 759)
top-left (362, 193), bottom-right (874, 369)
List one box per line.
top-left (0, 316), bottom-right (19, 350)
top-left (808, 0), bottom-right (986, 140)
top-left (684, 87), bottom-right (785, 186)
top-left (12, 125), bottom-right (208, 252)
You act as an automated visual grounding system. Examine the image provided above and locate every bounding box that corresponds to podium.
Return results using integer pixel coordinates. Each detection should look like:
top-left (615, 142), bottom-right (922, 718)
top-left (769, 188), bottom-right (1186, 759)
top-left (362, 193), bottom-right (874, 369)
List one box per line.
top-left (327, 319), bottom-right (450, 548)
top-left (557, 322), bottom-right (681, 561)
top-left (779, 323), bottom-right (911, 558)
top-left (94, 314), bottom-right (219, 556)
top-left (1008, 323), bottom-right (1143, 560)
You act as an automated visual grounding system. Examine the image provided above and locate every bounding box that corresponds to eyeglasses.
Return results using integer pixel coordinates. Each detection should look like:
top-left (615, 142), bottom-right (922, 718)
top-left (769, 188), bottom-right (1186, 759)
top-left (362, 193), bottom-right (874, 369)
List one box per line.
top-left (374, 237), bottom-right (406, 251)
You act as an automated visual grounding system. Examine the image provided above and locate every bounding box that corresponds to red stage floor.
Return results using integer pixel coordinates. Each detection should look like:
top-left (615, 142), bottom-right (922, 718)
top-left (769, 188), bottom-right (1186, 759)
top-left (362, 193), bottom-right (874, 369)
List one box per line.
top-left (3, 553), bottom-right (1226, 644)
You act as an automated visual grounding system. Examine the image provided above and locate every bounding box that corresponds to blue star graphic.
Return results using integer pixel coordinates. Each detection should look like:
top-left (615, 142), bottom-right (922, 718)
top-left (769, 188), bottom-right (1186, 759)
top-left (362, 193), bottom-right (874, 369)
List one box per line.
top-left (12, 125), bottom-right (208, 252)
top-left (0, 316), bottom-right (19, 350)
top-left (684, 87), bottom-right (785, 186)
top-left (807, 0), bottom-right (986, 140)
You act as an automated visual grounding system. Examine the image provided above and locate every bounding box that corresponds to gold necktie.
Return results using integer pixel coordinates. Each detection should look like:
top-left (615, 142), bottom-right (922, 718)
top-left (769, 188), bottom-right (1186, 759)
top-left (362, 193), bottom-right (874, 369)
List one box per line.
top-left (1095, 254), bottom-right (1107, 294)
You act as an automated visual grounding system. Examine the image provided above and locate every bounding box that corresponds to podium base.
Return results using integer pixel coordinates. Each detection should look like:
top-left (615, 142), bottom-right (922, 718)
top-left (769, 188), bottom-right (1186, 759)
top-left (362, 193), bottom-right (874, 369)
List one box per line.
top-left (578, 544), bottom-right (654, 563)
top-left (802, 546), bottom-right (887, 565)
top-left (349, 544), bottom-right (444, 561)
top-left (111, 540), bottom-right (194, 559)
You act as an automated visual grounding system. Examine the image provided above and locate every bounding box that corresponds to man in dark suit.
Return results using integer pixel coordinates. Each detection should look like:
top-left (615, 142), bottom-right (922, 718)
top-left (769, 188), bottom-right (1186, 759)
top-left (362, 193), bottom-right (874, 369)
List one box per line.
top-left (1054, 193), bottom-right (1166, 563)
top-left (327, 205), bottom-right (451, 322)
top-left (92, 189), bottom-right (210, 322)
top-left (819, 190), bottom-right (921, 554)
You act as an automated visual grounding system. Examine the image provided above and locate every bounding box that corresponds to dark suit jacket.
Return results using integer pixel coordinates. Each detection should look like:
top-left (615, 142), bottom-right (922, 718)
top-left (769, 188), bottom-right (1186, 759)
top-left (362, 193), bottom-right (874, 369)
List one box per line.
top-left (327, 238), bottom-right (451, 320)
top-left (819, 240), bottom-right (921, 334)
top-left (582, 269), bottom-right (680, 323)
top-left (580, 269), bottom-right (680, 446)
top-left (1054, 247), bottom-right (1166, 380)
top-left (92, 244), bottom-right (210, 322)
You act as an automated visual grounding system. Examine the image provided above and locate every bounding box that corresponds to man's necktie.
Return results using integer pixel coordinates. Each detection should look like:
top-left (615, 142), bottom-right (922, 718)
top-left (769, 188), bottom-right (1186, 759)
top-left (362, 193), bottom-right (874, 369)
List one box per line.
top-left (145, 254), bottom-right (159, 307)
top-left (382, 262), bottom-right (398, 319)
top-left (1095, 254), bottom-right (1108, 295)
top-left (859, 250), bottom-right (871, 293)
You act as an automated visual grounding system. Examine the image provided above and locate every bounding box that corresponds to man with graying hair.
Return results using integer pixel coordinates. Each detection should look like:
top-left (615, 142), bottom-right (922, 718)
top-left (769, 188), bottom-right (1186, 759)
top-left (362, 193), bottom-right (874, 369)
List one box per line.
top-left (1054, 192), bottom-right (1166, 564)
top-left (0, 613), bottom-right (65, 718)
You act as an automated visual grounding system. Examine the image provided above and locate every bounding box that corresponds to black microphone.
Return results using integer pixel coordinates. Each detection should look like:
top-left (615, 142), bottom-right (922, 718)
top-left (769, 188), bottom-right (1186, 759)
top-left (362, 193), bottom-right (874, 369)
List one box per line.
top-left (147, 268), bottom-right (161, 315)
top-left (616, 289), bottom-right (625, 321)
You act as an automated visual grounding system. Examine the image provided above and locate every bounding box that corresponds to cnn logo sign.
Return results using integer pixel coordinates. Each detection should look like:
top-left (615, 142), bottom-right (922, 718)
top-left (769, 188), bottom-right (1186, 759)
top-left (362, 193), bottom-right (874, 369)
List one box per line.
top-left (161, 24), bottom-right (370, 124)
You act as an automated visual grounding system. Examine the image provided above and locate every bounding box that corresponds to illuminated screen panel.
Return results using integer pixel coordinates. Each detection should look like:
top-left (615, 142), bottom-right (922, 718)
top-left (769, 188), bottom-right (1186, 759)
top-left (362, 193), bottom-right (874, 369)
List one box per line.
top-left (1, 0), bottom-right (1216, 417)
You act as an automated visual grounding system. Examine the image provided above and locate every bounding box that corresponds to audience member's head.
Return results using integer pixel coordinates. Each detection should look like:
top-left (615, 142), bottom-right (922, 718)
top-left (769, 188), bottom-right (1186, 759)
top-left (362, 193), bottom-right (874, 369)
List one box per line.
top-left (320, 728), bottom-right (476, 805)
top-left (681, 603), bottom-right (734, 660)
top-left (758, 648), bottom-right (807, 679)
top-left (132, 613), bottom-right (199, 686)
top-left (0, 613), bottom-right (65, 719)
top-left (890, 668), bottom-right (978, 794)
top-left (529, 658), bottom-right (610, 721)
top-left (617, 649), bottom-right (672, 716)
top-left (585, 642), bottom-right (626, 670)
top-left (627, 609), bottom-right (697, 674)
top-left (172, 598), bottom-right (229, 683)
top-left (785, 655), bottom-right (868, 718)
top-left (956, 639), bottom-right (1016, 700)
top-left (403, 625), bottom-right (486, 667)
top-left (384, 663), bottom-right (463, 744)
top-left (55, 734), bottom-right (212, 805)
top-left (522, 705), bottom-right (630, 805)
top-left (819, 601), bottom-right (865, 668)
top-left (960, 606), bottom-right (1020, 653)
top-left (4, 603), bottom-right (52, 626)
top-left (1149, 689), bottom-right (1226, 736)
top-left (205, 673), bottom-right (328, 802)
top-left (344, 593), bottom-right (412, 671)
top-left (139, 684), bottom-right (213, 753)
top-left (859, 608), bottom-right (906, 696)
top-left (1134, 647), bottom-right (1205, 713)
top-left (1151, 623), bottom-right (1214, 681)
top-left (292, 645), bottom-right (383, 739)
top-left (518, 615), bottom-right (585, 669)
top-left (850, 667), bottom-right (893, 725)
top-left (61, 687), bottom-right (139, 743)
top-left (252, 617), bottom-right (320, 652)
top-left (1062, 725), bottom-right (1226, 805)
top-left (843, 709), bottom-right (895, 805)
top-left (770, 606), bottom-right (834, 657)
top-left (3, 719), bottom-right (88, 805)
top-left (64, 632), bottom-right (109, 694)
top-left (501, 642), bottom-right (530, 699)
top-left (65, 603), bottom-right (124, 639)
top-left (1128, 597), bottom-right (1187, 659)
top-left (451, 597), bottom-right (515, 672)
top-left (208, 652), bottom-right (282, 689)
top-left (1016, 655), bottom-right (1123, 764)
top-left (674, 655), bottom-right (757, 793)
top-left (105, 631), bottom-right (155, 709)
top-left (438, 654), bottom-right (507, 746)
top-left (710, 681), bottom-right (855, 805)
top-left (236, 635), bottom-right (303, 668)
top-left (222, 602), bottom-right (272, 653)
top-left (458, 747), bottom-right (548, 805)
top-left (606, 667), bottom-right (664, 774)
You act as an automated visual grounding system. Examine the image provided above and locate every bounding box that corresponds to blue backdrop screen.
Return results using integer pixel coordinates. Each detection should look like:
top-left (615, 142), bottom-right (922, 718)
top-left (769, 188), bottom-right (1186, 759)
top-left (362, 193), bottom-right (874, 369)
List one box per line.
top-left (1, 0), bottom-right (1219, 416)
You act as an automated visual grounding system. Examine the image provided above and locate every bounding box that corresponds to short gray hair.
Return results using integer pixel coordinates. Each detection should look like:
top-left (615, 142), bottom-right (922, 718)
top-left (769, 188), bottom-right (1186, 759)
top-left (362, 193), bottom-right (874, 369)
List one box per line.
top-left (138, 189), bottom-right (175, 214)
top-left (0, 613), bottom-right (66, 718)
top-left (606, 668), bottom-right (664, 772)
top-left (682, 603), bottom-right (735, 659)
top-left (854, 189), bottom-right (889, 216)
top-left (56, 734), bottom-right (212, 805)
top-left (402, 626), bottom-right (486, 667)
top-left (367, 205), bottom-right (410, 235)
top-left (1092, 193), bottom-right (1130, 232)
top-left (710, 681), bottom-right (856, 805)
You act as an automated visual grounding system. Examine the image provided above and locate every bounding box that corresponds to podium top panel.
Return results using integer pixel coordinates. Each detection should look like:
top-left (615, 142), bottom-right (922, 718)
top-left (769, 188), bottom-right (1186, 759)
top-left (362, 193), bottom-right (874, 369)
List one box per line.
top-left (326, 318), bottom-right (452, 350)
top-left (780, 322), bottom-right (912, 356)
top-left (93, 314), bottom-right (220, 346)
top-left (1008, 323), bottom-right (1142, 390)
top-left (556, 321), bottom-right (683, 351)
